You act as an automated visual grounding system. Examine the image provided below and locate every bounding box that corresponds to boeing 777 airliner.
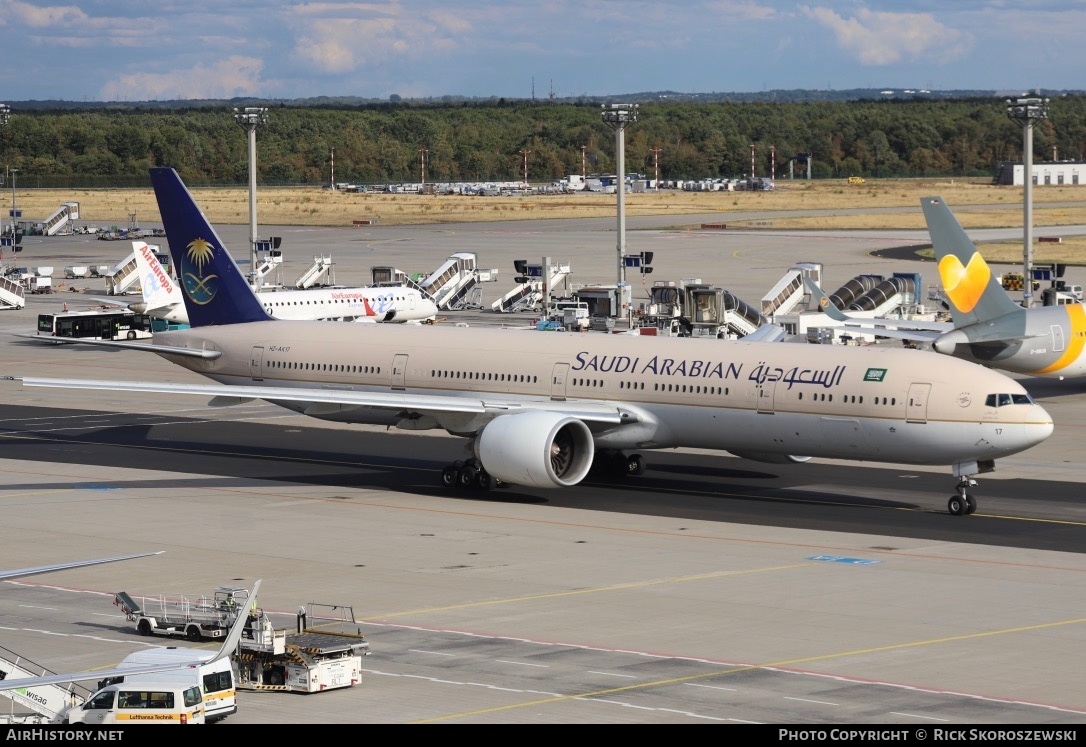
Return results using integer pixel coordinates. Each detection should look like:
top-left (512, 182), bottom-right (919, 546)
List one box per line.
top-left (8, 169), bottom-right (1054, 516)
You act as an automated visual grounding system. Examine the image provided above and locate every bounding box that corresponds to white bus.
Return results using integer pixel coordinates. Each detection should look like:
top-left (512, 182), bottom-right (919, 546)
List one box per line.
top-left (36, 309), bottom-right (154, 340)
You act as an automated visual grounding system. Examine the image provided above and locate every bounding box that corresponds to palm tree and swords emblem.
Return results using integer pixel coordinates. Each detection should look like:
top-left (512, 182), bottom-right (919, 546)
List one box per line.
top-left (181, 237), bottom-right (219, 304)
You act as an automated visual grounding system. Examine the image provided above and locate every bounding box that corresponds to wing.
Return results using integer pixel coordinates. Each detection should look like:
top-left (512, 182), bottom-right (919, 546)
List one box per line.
top-left (0, 580), bottom-right (260, 692)
top-left (11, 334), bottom-right (220, 360)
top-left (0, 552), bottom-right (164, 582)
top-left (9, 377), bottom-right (629, 425)
top-left (801, 276), bottom-right (950, 338)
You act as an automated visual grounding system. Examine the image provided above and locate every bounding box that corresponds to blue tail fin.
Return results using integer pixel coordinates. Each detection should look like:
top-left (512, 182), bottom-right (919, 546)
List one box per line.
top-left (149, 167), bottom-right (272, 327)
top-left (920, 196), bottom-right (1023, 327)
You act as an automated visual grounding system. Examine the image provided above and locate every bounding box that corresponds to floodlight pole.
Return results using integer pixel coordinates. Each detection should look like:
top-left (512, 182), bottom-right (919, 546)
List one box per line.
top-left (0, 104), bottom-right (11, 248)
top-left (602, 103), bottom-right (638, 287)
top-left (520, 150), bottom-right (530, 185)
top-left (8, 167), bottom-right (15, 249)
top-left (234, 107), bottom-right (268, 288)
top-left (1006, 96), bottom-right (1049, 308)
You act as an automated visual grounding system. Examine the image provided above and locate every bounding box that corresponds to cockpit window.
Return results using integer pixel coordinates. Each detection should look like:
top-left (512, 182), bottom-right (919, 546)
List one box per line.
top-left (986, 393), bottom-right (1035, 407)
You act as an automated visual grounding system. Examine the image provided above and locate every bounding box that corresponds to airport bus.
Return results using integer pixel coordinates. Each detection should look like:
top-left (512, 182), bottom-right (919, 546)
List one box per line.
top-left (37, 309), bottom-right (155, 340)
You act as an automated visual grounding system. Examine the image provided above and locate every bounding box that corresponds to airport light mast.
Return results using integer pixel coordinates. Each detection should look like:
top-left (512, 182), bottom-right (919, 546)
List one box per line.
top-left (1006, 96), bottom-right (1049, 308)
top-left (519, 149), bottom-right (530, 186)
top-left (7, 167), bottom-right (15, 253)
top-left (0, 104), bottom-right (11, 250)
top-left (419, 147), bottom-right (427, 187)
top-left (234, 106), bottom-right (268, 289)
top-left (601, 103), bottom-right (638, 287)
top-left (650, 147), bottom-right (662, 192)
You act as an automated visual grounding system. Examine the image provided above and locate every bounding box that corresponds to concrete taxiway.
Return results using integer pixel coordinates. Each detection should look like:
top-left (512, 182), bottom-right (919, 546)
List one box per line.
top-left (1, 211), bottom-right (1085, 724)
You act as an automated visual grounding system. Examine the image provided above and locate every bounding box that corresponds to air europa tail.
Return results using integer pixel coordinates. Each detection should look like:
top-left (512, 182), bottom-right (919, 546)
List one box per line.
top-left (149, 167), bottom-right (272, 328)
top-left (921, 196), bottom-right (1024, 328)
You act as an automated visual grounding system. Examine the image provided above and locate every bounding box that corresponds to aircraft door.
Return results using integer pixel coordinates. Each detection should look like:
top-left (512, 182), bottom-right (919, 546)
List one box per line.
top-left (906, 382), bottom-right (931, 423)
top-left (551, 363), bottom-right (569, 400)
top-left (250, 346), bottom-right (264, 382)
top-left (409, 293), bottom-right (416, 310)
top-left (1051, 324), bottom-right (1065, 353)
top-left (756, 381), bottom-right (776, 414)
top-left (392, 353), bottom-right (408, 390)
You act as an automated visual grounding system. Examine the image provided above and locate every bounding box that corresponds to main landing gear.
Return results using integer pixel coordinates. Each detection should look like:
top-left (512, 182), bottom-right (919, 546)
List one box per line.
top-left (441, 458), bottom-right (499, 491)
top-left (589, 449), bottom-right (646, 479)
top-left (947, 477), bottom-right (978, 516)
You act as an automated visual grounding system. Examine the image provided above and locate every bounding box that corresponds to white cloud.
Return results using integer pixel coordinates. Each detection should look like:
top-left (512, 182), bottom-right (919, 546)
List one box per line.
top-left (801, 5), bottom-right (974, 65)
top-left (99, 55), bottom-right (267, 100)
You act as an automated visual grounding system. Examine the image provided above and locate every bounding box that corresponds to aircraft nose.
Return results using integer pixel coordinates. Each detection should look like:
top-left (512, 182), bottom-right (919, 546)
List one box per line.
top-left (1027, 404), bottom-right (1055, 444)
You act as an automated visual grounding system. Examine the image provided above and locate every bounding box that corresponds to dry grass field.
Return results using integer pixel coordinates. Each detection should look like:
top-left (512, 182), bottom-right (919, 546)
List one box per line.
top-left (15, 176), bottom-right (1086, 263)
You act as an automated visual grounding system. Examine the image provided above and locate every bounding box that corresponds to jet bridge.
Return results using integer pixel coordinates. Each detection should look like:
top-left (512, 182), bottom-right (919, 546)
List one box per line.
top-left (686, 285), bottom-right (768, 339)
top-left (828, 274), bottom-right (883, 310)
top-left (0, 645), bottom-right (91, 724)
top-left (846, 273), bottom-right (919, 317)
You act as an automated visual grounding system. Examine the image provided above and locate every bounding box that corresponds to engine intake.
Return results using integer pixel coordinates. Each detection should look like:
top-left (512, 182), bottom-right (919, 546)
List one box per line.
top-left (475, 412), bottom-right (594, 488)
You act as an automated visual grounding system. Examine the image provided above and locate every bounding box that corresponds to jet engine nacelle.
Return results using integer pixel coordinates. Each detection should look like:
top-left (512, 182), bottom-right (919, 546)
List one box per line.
top-left (933, 329), bottom-right (969, 355)
top-left (728, 450), bottom-right (812, 465)
top-left (475, 411), bottom-right (594, 488)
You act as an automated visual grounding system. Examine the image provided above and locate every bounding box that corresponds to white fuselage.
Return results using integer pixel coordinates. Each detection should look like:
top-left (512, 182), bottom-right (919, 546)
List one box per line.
top-left (155, 321), bottom-right (1052, 468)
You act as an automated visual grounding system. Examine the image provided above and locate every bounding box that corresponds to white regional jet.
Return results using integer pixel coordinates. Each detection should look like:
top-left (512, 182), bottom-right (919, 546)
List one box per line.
top-left (125, 239), bottom-right (438, 325)
top-left (7, 168), bottom-right (1055, 516)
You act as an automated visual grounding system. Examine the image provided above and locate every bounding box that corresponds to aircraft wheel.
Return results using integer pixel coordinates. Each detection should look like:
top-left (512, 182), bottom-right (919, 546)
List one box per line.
top-left (440, 466), bottom-right (457, 488)
top-left (457, 465), bottom-right (478, 488)
top-left (476, 471), bottom-right (496, 490)
top-left (137, 619), bottom-right (152, 636)
top-left (186, 625), bottom-right (201, 642)
top-left (965, 495), bottom-right (977, 515)
top-left (626, 454), bottom-right (646, 477)
top-left (948, 496), bottom-right (966, 516)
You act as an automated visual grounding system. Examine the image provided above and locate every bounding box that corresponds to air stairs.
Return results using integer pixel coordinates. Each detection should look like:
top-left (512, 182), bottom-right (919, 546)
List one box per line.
top-left (105, 252), bottom-right (139, 295)
top-left (42, 202), bottom-right (79, 236)
top-left (418, 252), bottom-right (499, 311)
top-left (0, 645), bottom-right (91, 724)
top-left (762, 262), bottom-right (822, 319)
top-left (491, 259), bottom-right (572, 313)
top-left (0, 274), bottom-right (26, 310)
top-left (254, 249), bottom-right (284, 286)
top-left (295, 256), bottom-right (336, 289)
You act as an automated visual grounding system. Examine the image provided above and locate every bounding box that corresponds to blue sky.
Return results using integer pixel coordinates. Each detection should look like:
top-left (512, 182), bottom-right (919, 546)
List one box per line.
top-left (1, 1), bottom-right (1083, 102)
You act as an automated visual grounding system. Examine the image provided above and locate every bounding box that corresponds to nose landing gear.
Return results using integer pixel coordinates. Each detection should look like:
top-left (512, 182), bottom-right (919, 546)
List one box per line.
top-left (948, 477), bottom-right (978, 516)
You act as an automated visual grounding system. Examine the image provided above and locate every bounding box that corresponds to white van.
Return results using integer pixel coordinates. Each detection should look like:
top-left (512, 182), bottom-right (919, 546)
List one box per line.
top-left (110, 647), bottom-right (237, 722)
top-left (64, 680), bottom-right (204, 724)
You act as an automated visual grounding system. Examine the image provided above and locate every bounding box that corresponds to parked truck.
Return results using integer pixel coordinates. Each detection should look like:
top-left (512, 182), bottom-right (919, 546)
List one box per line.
top-left (234, 602), bottom-right (370, 693)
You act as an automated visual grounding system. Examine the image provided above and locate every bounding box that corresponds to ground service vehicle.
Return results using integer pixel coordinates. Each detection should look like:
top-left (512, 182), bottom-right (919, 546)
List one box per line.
top-left (105, 647), bottom-right (236, 722)
top-left (234, 603), bottom-right (370, 693)
top-left (114, 586), bottom-right (250, 641)
top-left (37, 309), bottom-right (154, 340)
top-left (63, 680), bottom-right (204, 725)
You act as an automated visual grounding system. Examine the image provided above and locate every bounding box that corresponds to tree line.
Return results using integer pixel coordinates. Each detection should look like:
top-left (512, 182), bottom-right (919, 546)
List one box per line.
top-left (2, 97), bottom-right (1084, 189)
